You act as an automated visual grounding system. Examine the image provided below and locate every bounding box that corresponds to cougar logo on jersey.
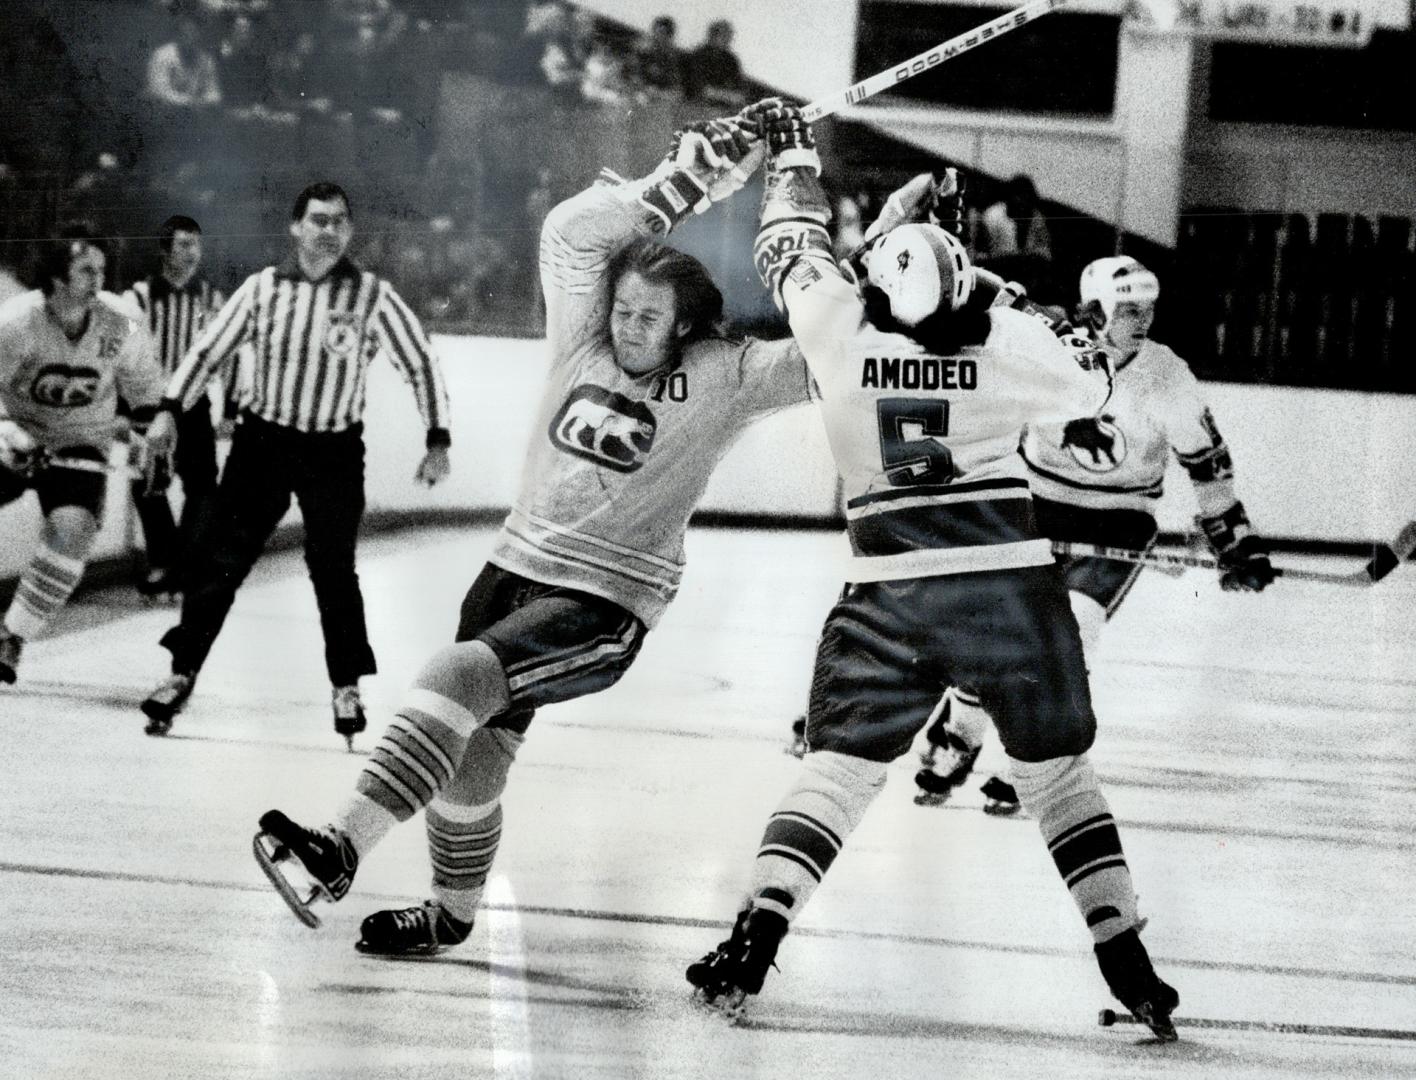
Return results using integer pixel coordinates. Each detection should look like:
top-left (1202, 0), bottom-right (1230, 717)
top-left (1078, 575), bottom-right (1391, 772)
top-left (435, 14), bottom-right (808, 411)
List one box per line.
top-left (1061, 415), bottom-right (1126, 471)
top-left (549, 385), bottom-right (657, 472)
top-left (31, 364), bottom-right (102, 408)
top-left (324, 312), bottom-right (360, 358)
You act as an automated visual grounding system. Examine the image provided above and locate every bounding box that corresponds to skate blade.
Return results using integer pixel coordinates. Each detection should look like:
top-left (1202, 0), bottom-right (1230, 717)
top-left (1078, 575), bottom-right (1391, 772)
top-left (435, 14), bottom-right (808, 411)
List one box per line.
top-left (143, 718), bottom-right (172, 737)
top-left (252, 832), bottom-right (323, 929)
top-left (913, 790), bottom-right (953, 807)
top-left (690, 986), bottom-right (750, 1023)
top-left (1133, 1003), bottom-right (1179, 1042)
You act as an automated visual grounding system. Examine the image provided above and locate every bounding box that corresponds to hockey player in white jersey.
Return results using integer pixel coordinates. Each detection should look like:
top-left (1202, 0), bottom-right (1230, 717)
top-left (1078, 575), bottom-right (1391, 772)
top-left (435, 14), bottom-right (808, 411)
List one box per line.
top-left (0, 224), bottom-right (163, 682)
top-left (686, 101), bottom-right (1179, 1040)
top-left (916, 255), bottom-right (1275, 812)
top-left (250, 117), bottom-right (817, 954)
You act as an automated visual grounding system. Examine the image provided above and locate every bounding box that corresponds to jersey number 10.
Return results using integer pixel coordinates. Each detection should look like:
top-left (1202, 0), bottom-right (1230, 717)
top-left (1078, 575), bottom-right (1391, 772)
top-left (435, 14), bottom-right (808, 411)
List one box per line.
top-left (878, 397), bottom-right (954, 487)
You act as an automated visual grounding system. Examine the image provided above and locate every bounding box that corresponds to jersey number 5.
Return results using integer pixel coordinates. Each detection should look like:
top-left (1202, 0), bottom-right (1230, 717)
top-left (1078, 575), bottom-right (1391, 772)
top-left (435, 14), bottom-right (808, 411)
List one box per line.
top-left (878, 398), bottom-right (954, 487)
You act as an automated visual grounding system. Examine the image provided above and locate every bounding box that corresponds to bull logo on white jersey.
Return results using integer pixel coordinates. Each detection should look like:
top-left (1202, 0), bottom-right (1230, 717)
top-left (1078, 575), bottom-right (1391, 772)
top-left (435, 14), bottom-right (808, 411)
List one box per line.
top-left (1061, 415), bottom-right (1126, 472)
top-left (31, 364), bottom-right (102, 408)
top-left (550, 385), bottom-right (657, 472)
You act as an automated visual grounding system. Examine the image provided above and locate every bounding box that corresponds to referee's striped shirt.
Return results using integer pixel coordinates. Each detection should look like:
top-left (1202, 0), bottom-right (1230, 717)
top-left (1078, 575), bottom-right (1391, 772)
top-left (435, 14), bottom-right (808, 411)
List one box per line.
top-left (126, 274), bottom-right (224, 374)
top-left (163, 257), bottom-right (450, 443)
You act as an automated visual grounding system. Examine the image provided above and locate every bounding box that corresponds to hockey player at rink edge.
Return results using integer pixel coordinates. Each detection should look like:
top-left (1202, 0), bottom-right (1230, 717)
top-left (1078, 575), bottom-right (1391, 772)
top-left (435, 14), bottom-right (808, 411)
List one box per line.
top-left (685, 99), bottom-right (1181, 1040)
top-left (0, 224), bottom-right (165, 684)
top-left (252, 114), bottom-right (818, 955)
top-left (913, 253), bottom-right (1276, 813)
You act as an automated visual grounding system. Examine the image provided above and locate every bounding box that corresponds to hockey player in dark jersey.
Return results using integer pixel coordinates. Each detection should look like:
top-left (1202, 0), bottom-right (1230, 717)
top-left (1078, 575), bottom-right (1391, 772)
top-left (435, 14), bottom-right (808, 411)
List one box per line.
top-left (687, 100), bottom-right (1179, 1040)
top-left (250, 117), bottom-right (818, 955)
top-left (915, 254), bottom-right (1276, 813)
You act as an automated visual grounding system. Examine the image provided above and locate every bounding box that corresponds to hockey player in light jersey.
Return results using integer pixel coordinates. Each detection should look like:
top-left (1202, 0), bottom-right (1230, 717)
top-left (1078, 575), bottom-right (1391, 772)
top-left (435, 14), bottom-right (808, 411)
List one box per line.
top-left (0, 224), bottom-right (164, 683)
top-left (686, 101), bottom-right (1180, 1040)
top-left (916, 255), bottom-right (1275, 812)
top-left (250, 117), bottom-right (816, 955)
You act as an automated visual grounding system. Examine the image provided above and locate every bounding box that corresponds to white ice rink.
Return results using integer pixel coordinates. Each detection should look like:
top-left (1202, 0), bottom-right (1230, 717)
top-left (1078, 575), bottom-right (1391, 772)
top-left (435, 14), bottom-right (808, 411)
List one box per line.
top-left (2, 523), bottom-right (1415, 1079)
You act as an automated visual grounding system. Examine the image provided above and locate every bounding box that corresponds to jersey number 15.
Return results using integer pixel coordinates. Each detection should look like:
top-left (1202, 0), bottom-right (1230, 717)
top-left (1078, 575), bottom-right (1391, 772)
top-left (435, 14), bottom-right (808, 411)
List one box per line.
top-left (878, 398), bottom-right (954, 487)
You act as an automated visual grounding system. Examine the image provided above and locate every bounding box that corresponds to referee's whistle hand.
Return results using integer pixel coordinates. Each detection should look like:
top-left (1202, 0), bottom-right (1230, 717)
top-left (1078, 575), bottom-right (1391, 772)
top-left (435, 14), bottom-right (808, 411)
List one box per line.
top-left (414, 446), bottom-right (451, 488)
top-left (144, 412), bottom-right (178, 458)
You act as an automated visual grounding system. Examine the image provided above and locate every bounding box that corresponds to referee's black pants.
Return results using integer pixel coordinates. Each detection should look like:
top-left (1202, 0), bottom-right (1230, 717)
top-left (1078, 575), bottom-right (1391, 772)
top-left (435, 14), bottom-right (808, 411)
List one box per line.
top-left (131, 403), bottom-right (219, 587)
top-left (160, 413), bottom-right (377, 686)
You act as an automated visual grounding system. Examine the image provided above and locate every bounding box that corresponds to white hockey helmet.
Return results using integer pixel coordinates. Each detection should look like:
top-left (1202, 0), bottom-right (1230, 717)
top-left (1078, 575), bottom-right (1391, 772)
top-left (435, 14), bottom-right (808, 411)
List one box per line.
top-left (1078, 256), bottom-right (1160, 328)
top-left (860, 223), bottom-right (973, 327)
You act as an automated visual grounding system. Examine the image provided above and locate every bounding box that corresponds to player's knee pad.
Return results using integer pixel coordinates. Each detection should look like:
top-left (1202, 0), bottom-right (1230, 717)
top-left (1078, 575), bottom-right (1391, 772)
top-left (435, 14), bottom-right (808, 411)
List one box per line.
top-left (1068, 591), bottom-right (1106, 667)
top-left (434, 727), bottom-right (525, 817)
top-left (414, 639), bottom-right (511, 724)
top-left (1007, 753), bottom-right (1099, 821)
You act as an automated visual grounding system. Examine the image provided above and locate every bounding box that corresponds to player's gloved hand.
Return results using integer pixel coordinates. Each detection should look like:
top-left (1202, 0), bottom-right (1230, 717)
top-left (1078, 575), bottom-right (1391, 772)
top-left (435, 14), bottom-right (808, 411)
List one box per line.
top-left (0, 419), bottom-right (39, 475)
top-left (1216, 535), bottom-right (1276, 592)
top-left (928, 168), bottom-right (967, 239)
top-left (739, 97), bottom-right (820, 174)
top-left (665, 116), bottom-right (765, 207)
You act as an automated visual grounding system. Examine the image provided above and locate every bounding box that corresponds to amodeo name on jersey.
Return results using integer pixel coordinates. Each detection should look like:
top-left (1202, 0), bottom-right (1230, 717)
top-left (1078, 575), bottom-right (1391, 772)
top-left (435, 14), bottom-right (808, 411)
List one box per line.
top-left (861, 356), bottom-right (977, 391)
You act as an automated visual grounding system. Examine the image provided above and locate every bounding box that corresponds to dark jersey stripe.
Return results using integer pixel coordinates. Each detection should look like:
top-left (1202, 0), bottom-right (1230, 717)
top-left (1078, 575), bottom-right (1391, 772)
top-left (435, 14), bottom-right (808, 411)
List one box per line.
top-left (847, 494), bottom-right (1038, 557)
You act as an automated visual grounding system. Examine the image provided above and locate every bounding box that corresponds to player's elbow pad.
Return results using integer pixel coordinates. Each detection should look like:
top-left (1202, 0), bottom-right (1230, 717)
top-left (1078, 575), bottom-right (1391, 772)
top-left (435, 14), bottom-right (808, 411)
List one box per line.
top-left (754, 218), bottom-right (833, 309)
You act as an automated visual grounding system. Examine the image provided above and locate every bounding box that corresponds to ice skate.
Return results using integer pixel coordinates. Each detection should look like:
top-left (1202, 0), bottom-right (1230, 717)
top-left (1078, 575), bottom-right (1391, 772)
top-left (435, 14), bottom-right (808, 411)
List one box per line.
top-left (913, 733), bottom-right (981, 807)
top-left (355, 900), bottom-right (473, 957)
top-left (141, 672), bottom-right (194, 735)
top-left (784, 715), bottom-right (807, 758)
top-left (332, 685), bottom-right (367, 751)
top-left (686, 905), bottom-right (788, 1020)
top-left (1095, 926), bottom-right (1180, 1042)
top-left (0, 631), bottom-right (23, 684)
top-left (980, 775), bottom-right (1021, 816)
top-left (137, 569), bottom-right (180, 607)
top-left (252, 809), bottom-right (358, 929)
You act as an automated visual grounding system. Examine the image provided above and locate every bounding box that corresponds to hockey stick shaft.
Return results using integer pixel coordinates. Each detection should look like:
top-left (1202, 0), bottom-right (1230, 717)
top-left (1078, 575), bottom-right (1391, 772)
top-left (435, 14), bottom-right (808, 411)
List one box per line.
top-left (44, 455), bottom-right (142, 480)
top-left (801, 0), bottom-right (1069, 122)
top-left (1099, 1008), bottom-right (1416, 1041)
top-left (1051, 540), bottom-right (1374, 587)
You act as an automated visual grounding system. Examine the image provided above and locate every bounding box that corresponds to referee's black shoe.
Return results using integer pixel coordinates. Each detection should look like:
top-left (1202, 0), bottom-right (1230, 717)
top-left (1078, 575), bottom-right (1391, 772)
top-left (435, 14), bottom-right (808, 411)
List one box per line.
top-left (333, 685), bottom-right (367, 751)
top-left (0, 631), bottom-right (22, 684)
top-left (142, 672), bottom-right (195, 735)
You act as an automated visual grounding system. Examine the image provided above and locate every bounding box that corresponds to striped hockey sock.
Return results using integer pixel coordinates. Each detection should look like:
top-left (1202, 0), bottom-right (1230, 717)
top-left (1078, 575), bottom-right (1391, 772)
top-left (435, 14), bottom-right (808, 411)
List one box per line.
top-left (337, 642), bottom-right (509, 856)
top-left (3, 547), bottom-right (85, 640)
top-left (1010, 754), bottom-right (1139, 943)
top-left (425, 802), bottom-right (502, 925)
top-left (748, 751), bottom-right (887, 922)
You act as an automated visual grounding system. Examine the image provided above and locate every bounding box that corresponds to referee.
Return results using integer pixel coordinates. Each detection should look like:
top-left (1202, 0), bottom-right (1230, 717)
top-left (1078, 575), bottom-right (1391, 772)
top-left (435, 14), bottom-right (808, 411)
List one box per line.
top-left (121, 215), bottom-right (226, 601)
top-left (140, 182), bottom-right (452, 745)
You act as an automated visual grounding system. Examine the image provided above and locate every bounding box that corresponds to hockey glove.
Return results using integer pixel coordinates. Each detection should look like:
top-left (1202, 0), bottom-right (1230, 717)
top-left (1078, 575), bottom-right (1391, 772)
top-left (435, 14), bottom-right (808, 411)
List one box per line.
top-left (642, 118), bottom-right (763, 229)
top-left (739, 97), bottom-right (820, 174)
top-left (0, 419), bottom-right (39, 475)
top-left (1199, 503), bottom-right (1275, 592)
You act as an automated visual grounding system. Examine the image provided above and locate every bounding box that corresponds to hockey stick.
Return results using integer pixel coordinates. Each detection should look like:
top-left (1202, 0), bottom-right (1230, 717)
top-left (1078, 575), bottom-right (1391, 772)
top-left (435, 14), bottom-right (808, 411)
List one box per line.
top-left (802, 0), bottom-right (1069, 122)
top-left (1360, 520), bottom-right (1416, 583)
top-left (1099, 1008), bottom-right (1416, 1042)
top-left (41, 455), bottom-right (142, 480)
top-left (1051, 540), bottom-right (1380, 587)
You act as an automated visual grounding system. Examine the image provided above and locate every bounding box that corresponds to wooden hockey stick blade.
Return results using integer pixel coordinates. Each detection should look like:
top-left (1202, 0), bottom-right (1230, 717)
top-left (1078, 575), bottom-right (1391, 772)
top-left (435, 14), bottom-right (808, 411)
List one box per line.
top-left (252, 832), bottom-right (322, 929)
top-left (1361, 520), bottom-right (1416, 583)
top-left (802, 0), bottom-right (1068, 121)
top-left (1099, 1007), bottom-right (1416, 1041)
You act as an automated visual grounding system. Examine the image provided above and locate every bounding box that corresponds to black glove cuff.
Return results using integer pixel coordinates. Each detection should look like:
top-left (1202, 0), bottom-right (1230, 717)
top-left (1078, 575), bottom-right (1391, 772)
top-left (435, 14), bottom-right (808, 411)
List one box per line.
top-left (426, 427), bottom-right (451, 450)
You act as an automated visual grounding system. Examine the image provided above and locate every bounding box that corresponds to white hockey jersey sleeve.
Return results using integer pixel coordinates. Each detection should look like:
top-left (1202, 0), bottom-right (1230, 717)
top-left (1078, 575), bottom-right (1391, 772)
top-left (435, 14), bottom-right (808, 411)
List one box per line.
top-left (1162, 351), bottom-right (1241, 519)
